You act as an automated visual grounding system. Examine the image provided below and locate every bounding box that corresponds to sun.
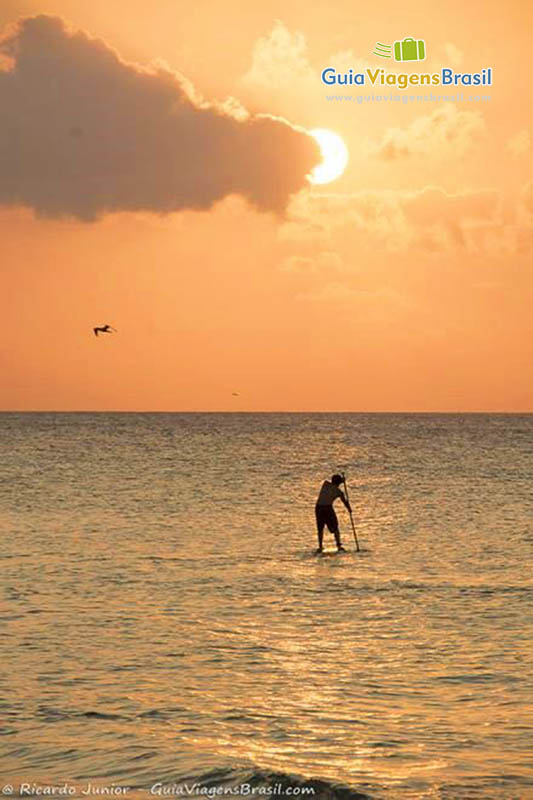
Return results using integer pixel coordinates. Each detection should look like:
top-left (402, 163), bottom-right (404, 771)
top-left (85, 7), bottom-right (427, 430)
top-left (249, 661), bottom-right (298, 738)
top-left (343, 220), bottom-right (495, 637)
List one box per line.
top-left (308, 128), bottom-right (349, 185)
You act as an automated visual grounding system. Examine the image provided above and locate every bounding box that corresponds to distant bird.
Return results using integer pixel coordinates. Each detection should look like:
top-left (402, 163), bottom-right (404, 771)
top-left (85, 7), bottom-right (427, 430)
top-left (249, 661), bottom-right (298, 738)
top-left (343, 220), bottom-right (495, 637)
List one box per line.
top-left (93, 324), bottom-right (117, 337)
top-left (232, 392), bottom-right (239, 396)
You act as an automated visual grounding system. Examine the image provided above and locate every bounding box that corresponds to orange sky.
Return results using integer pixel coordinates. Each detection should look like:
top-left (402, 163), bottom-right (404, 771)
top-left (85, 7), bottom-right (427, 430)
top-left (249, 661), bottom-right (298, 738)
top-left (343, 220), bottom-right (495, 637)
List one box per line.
top-left (1, 0), bottom-right (532, 411)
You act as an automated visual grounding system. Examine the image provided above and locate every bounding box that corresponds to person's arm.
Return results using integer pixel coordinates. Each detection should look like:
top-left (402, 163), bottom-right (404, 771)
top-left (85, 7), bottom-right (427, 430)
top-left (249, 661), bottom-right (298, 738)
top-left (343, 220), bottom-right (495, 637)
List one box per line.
top-left (338, 488), bottom-right (352, 513)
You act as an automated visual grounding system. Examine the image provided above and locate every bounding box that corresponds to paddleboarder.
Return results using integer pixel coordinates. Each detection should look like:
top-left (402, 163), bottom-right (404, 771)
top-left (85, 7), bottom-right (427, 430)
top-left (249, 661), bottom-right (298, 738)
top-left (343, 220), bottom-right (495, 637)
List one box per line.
top-left (315, 474), bottom-right (352, 554)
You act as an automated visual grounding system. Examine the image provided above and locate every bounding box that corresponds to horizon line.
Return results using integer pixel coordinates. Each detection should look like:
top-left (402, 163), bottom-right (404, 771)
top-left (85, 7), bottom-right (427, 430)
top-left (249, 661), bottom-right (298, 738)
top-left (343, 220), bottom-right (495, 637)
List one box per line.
top-left (0, 409), bottom-right (531, 415)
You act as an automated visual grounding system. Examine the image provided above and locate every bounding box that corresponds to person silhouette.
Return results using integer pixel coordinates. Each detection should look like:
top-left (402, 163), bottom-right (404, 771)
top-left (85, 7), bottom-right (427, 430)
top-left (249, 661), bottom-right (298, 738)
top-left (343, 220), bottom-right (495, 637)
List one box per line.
top-left (314, 474), bottom-right (351, 553)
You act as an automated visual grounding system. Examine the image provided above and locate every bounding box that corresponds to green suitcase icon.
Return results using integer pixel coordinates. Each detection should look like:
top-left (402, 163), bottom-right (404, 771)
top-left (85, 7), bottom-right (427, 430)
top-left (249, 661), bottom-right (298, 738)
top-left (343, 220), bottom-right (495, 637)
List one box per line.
top-left (394, 37), bottom-right (425, 61)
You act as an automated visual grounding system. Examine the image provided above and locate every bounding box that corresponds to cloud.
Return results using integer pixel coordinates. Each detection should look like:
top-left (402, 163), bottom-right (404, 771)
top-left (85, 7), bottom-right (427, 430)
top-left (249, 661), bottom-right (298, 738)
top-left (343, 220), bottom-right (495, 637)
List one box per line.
top-left (373, 105), bottom-right (486, 161)
top-left (282, 183), bottom-right (533, 256)
top-left (507, 129), bottom-right (531, 156)
top-left (241, 21), bottom-right (370, 104)
top-left (442, 42), bottom-right (464, 67)
top-left (280, 250), bottom-right (347, 275)
top-left (402, 187), bottom-right (500, 250)
top-left (280, 186), bottom-right (513, 254)
top-left (241, 20), bottom-right (313, 89)
top-left (0, 15), bottom-right (320, 220)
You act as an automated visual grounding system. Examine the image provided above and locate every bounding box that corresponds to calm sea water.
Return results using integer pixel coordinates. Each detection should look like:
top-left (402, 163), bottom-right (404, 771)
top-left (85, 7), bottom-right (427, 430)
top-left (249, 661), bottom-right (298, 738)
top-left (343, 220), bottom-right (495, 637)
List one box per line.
top-left (0, 413), bottom-right (531, 800)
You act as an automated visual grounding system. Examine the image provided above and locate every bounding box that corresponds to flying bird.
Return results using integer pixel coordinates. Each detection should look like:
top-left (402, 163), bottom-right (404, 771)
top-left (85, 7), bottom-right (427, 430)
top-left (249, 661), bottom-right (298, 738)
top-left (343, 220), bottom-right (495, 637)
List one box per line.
top-left (93, 325), bottom-right (117, 337)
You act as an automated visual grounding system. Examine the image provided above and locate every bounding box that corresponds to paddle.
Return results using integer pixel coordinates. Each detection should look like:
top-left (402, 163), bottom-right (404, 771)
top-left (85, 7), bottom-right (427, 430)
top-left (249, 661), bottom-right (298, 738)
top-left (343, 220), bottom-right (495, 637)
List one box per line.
top-left (341, 470), bottom-right (360, 552)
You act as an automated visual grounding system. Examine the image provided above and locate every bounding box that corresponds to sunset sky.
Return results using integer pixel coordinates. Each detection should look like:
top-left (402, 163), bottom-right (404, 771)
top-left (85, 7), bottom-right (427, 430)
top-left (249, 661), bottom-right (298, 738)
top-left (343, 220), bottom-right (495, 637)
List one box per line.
top-left (1, 0), bottom-right (532, 411)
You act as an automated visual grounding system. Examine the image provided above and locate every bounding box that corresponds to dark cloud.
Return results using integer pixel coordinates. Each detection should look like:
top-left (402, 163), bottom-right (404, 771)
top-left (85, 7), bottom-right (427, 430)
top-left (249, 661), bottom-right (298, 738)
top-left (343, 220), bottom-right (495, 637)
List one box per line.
top-left (0, 15), bottom-right (320, 220)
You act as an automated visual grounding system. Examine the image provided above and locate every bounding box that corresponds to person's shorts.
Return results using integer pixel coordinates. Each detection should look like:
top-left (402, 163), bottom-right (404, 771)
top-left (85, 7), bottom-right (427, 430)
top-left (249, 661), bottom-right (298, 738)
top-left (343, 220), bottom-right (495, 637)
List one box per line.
top-left (315, 504), bottom-right (339, 533)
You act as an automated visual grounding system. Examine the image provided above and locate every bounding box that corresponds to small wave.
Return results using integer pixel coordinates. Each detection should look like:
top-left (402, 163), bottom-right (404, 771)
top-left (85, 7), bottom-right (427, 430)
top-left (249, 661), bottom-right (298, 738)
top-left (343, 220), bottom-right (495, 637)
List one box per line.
top-left (81, 711), bottom-right (127, 720)
top-left (36, 706), bottom-right (128, 722)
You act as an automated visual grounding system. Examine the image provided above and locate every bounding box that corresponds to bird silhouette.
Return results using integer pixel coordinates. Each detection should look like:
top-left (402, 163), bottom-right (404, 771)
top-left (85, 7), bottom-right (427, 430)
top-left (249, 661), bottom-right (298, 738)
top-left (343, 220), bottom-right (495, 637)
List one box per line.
top-left (93, 324), bottom-right (117, 337)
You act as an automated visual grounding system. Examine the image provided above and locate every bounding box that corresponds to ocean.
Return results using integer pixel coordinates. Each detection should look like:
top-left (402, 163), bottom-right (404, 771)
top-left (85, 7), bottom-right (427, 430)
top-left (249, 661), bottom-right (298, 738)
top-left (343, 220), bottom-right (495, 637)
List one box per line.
top-left (0, 413), bottom-right (531, 800)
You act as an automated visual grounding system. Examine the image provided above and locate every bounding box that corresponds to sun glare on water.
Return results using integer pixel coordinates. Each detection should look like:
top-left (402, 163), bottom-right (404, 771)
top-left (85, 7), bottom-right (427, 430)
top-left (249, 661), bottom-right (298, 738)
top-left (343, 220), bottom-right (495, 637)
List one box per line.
top-left (308, 128), bottom-right (349, 185)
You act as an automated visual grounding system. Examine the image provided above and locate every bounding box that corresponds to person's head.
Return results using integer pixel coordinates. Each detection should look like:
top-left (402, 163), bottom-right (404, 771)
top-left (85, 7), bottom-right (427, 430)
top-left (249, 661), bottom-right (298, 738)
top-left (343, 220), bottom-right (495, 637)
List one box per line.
top-left (331, 474), bottom-right (343, 486)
